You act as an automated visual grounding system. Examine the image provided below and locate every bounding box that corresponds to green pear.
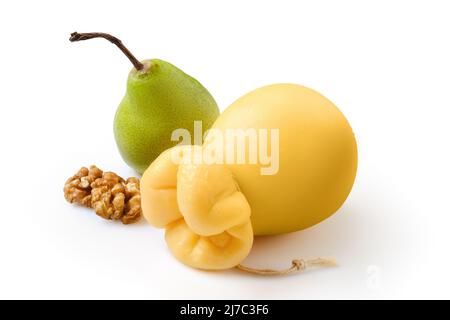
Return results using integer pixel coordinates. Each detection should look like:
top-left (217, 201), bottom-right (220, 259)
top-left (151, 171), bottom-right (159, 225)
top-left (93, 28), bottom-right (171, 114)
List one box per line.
top-left (70, 32), bottom-right (219, 174)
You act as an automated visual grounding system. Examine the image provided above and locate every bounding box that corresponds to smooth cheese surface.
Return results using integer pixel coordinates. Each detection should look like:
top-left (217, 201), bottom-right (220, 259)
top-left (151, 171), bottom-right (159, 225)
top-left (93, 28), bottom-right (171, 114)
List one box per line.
top-left (210, 84), bottom-right (358, 235)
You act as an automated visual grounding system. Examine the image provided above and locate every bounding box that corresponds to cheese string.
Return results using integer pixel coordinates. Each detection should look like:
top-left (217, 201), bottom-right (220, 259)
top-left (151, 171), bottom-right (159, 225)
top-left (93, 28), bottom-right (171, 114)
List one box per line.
top-left (236, 257), bottom-right (337, 275)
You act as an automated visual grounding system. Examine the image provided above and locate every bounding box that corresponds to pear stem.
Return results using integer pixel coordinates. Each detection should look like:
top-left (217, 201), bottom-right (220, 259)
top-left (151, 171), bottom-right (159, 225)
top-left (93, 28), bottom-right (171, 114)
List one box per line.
top-left (69, 32), bottom-right (144, 71)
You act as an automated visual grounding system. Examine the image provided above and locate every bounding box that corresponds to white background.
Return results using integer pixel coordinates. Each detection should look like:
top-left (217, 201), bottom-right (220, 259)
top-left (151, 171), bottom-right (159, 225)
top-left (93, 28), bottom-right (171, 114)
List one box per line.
top-left (0, 0), bottom-right (449, 299)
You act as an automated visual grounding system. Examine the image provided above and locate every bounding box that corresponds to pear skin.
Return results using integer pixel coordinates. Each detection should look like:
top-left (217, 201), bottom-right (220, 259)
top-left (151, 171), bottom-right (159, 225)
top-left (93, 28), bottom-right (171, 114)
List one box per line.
top-left (114, 59), bottom-right (219, 174)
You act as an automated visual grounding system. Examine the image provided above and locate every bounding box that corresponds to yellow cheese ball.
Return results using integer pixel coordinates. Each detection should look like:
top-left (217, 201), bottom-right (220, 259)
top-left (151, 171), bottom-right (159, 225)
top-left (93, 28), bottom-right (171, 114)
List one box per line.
top-left (209, 84), bottom-right (357, 235)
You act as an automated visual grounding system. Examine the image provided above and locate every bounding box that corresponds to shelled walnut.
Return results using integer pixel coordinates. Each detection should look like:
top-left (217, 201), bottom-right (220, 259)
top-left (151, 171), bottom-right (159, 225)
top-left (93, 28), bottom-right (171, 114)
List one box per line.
top-left (64, 166), bottom-right (141, 224)
top-left (63, 166), bottom-right (103, 207)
